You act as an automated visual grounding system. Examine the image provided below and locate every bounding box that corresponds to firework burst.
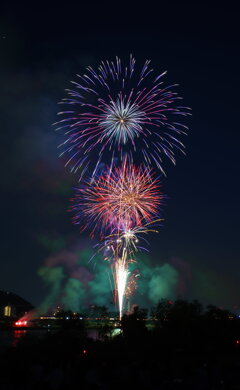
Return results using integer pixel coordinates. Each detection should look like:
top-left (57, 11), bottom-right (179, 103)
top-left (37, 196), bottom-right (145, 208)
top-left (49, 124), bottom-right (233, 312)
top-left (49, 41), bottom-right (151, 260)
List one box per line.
top-left (55, 55), bottom-right (191, 176)
top-left (71, 159), bottom-right (164, 236)
top-left (98, 219), bottom-right (163, 264)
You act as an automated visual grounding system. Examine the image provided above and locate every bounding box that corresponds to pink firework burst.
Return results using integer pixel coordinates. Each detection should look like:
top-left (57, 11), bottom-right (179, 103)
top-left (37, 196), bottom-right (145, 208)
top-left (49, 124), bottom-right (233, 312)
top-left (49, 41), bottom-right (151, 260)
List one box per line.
top-left (71, 158), bottom-right (164, 236)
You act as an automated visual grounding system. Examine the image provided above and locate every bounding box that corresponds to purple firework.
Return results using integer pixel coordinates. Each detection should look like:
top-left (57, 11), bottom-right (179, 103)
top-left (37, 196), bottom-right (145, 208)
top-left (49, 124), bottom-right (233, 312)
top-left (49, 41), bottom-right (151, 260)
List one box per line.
top-left (55, 55), bottom-right (191, 176)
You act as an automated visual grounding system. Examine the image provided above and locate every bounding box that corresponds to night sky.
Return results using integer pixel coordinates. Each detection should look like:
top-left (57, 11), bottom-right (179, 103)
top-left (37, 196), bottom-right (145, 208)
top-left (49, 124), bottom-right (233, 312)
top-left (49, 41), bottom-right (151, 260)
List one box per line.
top-left (1, 1), bottom-right (239, 311)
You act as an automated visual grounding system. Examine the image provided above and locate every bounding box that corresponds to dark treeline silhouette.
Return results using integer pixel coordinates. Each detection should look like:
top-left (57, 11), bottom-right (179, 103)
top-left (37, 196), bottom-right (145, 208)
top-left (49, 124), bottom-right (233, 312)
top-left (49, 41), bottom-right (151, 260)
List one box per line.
top-left (1, 299), bottom-right (240, 389)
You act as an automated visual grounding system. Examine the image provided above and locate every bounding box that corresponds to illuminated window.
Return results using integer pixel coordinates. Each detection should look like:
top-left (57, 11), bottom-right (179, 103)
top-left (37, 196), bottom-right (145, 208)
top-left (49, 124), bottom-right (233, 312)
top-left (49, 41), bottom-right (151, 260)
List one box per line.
top-left (4, 306), bottom-right (11, 317)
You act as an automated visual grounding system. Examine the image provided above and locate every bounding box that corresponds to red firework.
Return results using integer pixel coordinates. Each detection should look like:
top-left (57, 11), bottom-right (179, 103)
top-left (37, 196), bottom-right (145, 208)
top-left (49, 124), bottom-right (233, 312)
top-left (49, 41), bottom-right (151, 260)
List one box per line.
top-left (71, 159), bottom-right (163, 236)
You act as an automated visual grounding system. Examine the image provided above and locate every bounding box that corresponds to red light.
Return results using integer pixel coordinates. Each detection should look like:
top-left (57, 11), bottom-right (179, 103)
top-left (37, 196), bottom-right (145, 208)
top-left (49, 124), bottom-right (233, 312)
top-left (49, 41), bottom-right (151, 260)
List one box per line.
top-left (15, 320), bottom-right (27, 327)
top-left (236, 340), bottom-right (240, 344)
top-left (83, 349), bottom-right (87, 354)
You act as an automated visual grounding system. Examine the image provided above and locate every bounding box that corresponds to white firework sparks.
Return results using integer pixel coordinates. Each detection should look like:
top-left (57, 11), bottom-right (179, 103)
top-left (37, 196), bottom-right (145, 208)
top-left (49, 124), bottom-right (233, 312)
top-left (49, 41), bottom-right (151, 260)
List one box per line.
top-left (99, 97), bottom-right (146, 145)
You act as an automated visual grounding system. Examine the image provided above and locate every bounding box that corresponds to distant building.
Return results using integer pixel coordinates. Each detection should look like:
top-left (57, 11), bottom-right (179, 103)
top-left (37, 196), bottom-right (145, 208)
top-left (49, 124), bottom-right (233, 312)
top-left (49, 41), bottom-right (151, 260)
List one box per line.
top-left (0, 290), bottom-right (34, 318)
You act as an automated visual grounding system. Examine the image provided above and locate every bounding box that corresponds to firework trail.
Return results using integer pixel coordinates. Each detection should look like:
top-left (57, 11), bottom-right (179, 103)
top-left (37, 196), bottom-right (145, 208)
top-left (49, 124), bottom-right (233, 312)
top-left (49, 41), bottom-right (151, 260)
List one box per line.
top-left (114, 251), bottom-right (129, 320)
top-left (100, 221), bottom-right (161, 318)
top-left (55, 55), bottom-right (191, 177)
top-left (101, 231), bottom-right (137, 320)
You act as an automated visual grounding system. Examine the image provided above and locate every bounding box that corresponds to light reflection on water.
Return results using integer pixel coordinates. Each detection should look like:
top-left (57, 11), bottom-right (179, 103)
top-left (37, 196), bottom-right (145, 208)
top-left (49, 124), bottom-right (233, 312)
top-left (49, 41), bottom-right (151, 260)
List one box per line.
top-left (0, 329), bottom-right (50, 351)
top-left (12, 330), bottom-right (27, 347)
top-left (0, 328), bottom-right (122, 350)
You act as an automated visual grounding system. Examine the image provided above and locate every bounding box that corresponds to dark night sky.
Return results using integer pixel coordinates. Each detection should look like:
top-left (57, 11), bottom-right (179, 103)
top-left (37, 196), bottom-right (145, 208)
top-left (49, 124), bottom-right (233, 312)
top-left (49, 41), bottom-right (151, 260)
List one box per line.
top-left (1, 1), bottom-right (240, 310)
